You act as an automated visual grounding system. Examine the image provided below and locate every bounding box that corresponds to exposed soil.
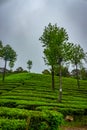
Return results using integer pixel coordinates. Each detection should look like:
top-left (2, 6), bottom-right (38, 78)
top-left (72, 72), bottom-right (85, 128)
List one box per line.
top-left (61, 126), bottom-right (87, 130)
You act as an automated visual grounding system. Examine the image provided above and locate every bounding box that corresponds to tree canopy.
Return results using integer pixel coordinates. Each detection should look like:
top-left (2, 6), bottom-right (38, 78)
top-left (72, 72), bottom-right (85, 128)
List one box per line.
top-left (2, 44), bottom-right (17, 81)
top-left (27, 60), bottom-right (32, 72)
top-left (2, 44), bottom-right (17, 62)
top-left (69, 44), bottom-right (87, 88)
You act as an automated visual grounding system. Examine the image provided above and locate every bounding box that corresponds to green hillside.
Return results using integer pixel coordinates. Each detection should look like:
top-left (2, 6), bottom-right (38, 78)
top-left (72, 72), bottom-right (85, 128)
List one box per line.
top-left (0, 72), bottom-right (87, 129)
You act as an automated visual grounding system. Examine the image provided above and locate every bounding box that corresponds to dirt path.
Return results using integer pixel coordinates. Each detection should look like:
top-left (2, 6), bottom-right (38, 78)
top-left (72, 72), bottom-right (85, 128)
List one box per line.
top-left (61, 126), bottom-right (87, 130)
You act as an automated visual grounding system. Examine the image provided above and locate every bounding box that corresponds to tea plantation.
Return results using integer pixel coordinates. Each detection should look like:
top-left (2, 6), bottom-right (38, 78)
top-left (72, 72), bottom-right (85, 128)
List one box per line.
top-left (0, 73), bottom-right (87, 130)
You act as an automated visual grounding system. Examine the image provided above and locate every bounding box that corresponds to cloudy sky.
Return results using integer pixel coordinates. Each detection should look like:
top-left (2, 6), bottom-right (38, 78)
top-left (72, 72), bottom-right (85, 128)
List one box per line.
top-left (0, 0), bottom-right (87, 73)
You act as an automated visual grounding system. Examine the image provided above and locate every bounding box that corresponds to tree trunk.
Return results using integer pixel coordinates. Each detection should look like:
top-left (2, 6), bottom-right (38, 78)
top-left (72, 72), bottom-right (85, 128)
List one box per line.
top-left (51, 65), bottom-right (55, 90)
top-left (76, 64), bottom-right (80, 89)
top-left (58, 62), bottom-right (62, 102)
top-left (2, 60), bottom-right (7, 82)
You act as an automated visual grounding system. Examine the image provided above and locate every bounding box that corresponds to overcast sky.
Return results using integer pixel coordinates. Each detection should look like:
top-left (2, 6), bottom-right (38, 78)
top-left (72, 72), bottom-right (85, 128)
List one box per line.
top-left (0, 0), bottom-right (87, 73)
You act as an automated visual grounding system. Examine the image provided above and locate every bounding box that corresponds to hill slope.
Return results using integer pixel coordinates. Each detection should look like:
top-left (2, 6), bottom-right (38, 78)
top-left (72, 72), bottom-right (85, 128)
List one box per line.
top-left (0, 73), bottom-right (87, 110)
top-left (0, 72), bottom-right (87, 129)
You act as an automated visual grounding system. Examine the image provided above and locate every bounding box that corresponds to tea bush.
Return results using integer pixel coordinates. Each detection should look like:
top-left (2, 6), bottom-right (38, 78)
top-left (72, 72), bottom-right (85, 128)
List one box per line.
top-left (0, 118), bottom-right (26, 130)
top-left (0, 107), bottom-right (63, 130)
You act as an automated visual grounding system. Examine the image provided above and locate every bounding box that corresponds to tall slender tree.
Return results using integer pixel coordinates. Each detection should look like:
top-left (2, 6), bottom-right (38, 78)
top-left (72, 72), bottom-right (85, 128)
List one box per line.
top-left (39, 23), bottom-right (69, 102)
top-left (0, 41), bottom-right (3, 58)
top-left (27, 60), bottom-right (32, 72)
top-left (69, 44), bottom-right (87, 88)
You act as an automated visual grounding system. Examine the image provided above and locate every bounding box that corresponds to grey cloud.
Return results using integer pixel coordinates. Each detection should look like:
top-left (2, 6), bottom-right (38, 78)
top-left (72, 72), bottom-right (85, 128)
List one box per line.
top-left (0, 0), bottom-right (9, 5)
top-left (66, 0), bottom-right (87, 47)
top-left (0, 0), bottom-right (87, 72)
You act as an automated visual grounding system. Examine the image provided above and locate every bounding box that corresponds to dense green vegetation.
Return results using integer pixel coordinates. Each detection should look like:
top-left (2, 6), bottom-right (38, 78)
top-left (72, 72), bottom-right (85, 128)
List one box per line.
top-left (0, 72), bottom-right (87, 129)
top-left (39, 23), bottom-right (87, 102)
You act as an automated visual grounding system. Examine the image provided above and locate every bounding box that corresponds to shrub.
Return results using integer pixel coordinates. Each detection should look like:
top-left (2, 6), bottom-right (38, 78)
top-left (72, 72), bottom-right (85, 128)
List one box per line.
top-left (58, 108), bottom-right (84, 117)
top-left (0, 107), bottom-right (28, 119)
top-left (0, 118), bottom-right (26, 130)
top-left (0, 108), bottom-right (63, 130)
top-left (28, 110), bottom-right (63, 130)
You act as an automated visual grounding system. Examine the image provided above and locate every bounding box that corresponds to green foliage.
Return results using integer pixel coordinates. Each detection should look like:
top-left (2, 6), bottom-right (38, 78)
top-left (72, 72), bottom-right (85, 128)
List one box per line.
top-left (54, 66), bottom-right (70, 77)
top-left (80, 67), bottom-right (87, 80)
top-left (68, 44), bottom-right (87, 88)
top-left (2, 44), bottom-right (17, 62)
top-left (39, 23), bottom-right (70, 101)
top-left (27, 60), bottom-right (32, 72)
top-left (1, 44), bottom-right (17, 81)
top-left (0, 41), bottom-right (3, 57)
top-left (0, 107), bottom-right (63, 130)
top-left (42, 69), bottom-right (51, 75)
top-left (0, 101), bottom-right (17, 108)
top-left (58, 108), bottom-right (85, 117)
top-left (9, 61), bottom-right (14, 71)
top-left (27, 111), bottom-right (63, 130)
top-left (69, 44), bottom-right (87, 65)
top-left (39, 23), bottom-right (69, 66)
top-left (45, 111), bottom-right (63, 130)
top-left (0, 118), bottom-right (26, 130)
top-left (0, 73), bottom-right (87, 129)
top-left (0, 107), bottom-right (29, 119)
top-left (15, 67), bottom-right (24, 73)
